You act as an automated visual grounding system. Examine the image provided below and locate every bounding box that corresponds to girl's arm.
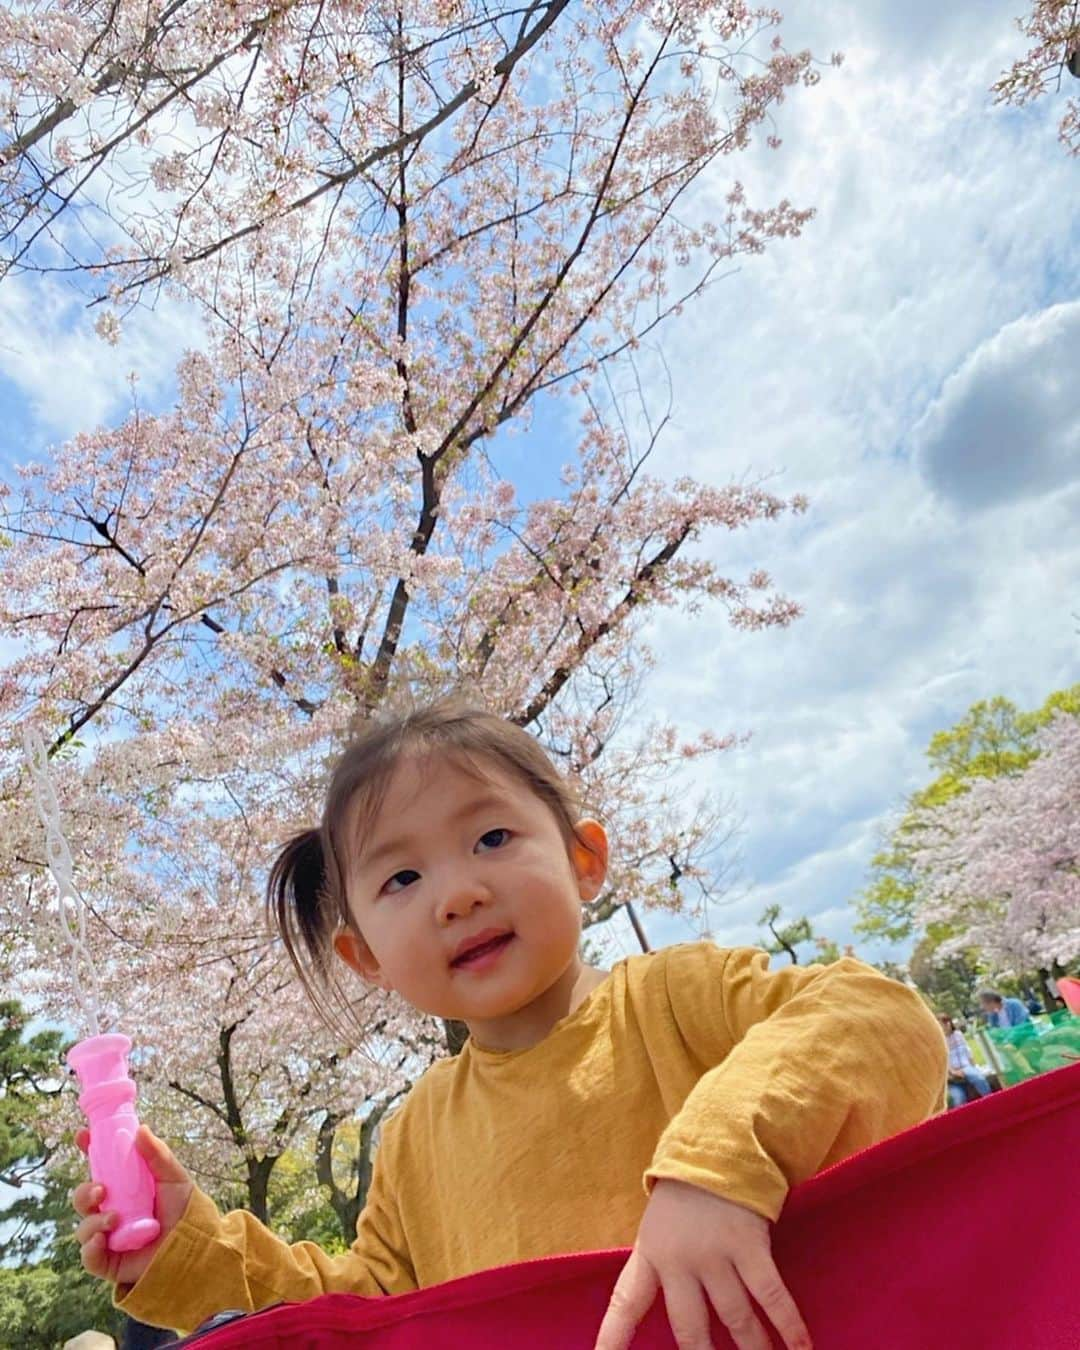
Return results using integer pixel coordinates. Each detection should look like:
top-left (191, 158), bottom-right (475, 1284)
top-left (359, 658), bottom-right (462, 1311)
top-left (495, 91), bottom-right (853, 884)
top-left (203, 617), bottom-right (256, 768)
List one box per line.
top-left (112, 1122), bottom-right (414, 1335)
top-left (645, 943), bottom-right (947, 1221)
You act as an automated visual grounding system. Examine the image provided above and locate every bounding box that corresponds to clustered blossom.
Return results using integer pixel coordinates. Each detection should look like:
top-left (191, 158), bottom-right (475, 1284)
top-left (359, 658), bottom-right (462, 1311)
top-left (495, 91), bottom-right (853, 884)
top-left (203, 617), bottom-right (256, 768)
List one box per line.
top-left (909, 712), bottom-right (1080, 971)
top-left (93, 310), bottom-right (120, 344)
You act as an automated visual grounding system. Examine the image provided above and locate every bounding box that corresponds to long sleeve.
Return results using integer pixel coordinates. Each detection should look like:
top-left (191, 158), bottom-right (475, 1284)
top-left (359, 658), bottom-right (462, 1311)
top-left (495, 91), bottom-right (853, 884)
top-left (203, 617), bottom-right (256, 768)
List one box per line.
top-left (115, 1117), bottom-right (415, 1334)
top-left (645, 944), bottom-right (946, 1221)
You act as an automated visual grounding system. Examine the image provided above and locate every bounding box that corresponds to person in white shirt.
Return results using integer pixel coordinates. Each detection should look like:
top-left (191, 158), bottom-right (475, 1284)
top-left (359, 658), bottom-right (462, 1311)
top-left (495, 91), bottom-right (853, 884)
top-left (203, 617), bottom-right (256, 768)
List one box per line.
top-left (939, 1015), bottom-right (992, 1108)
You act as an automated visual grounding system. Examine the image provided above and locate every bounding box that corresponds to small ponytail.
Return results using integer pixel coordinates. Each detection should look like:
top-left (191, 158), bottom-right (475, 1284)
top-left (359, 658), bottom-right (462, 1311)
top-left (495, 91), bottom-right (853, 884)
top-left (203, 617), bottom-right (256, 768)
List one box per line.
top-left (267, 828), bottom-right (338, 1005)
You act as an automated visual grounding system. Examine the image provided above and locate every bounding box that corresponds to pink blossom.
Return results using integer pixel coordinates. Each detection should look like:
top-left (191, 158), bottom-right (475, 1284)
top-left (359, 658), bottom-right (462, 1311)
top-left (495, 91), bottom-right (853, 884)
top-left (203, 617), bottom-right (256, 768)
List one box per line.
top-left (994, 2), bottom-right (1080, 155)
top-left (909, 713), bottom-right (1080, 970)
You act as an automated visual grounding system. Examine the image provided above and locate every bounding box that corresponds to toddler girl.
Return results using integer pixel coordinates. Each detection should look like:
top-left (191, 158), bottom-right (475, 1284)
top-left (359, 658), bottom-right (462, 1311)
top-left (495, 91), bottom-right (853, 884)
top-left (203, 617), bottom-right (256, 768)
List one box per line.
top-left (73, 701), bottom-right (946, 1350)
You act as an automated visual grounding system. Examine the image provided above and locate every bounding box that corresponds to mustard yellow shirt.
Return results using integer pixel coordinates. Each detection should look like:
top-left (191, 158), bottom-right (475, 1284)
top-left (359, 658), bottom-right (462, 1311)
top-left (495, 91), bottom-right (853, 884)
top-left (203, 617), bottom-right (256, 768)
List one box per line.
top-left (118, 943), bottom-right (946, 1333)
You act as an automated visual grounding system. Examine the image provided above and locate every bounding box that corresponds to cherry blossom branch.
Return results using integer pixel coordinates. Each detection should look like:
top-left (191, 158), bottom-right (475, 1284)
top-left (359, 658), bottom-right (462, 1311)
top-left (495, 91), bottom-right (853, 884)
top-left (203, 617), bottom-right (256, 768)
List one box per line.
top-left (514, 524), bottom-right (691, 730)
top-left (6, 0), bottom-right (573, 299)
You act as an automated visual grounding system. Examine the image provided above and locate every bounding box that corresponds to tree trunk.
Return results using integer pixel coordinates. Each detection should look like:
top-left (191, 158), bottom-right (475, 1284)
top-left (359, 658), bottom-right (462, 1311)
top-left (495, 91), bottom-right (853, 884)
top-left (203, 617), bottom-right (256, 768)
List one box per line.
top-left (246, 1153), bottom-right (277, 1225)
top-left (316, 1096), bottom-right (399, 1245)
top-left (767, 918), bottom-right (799, 964)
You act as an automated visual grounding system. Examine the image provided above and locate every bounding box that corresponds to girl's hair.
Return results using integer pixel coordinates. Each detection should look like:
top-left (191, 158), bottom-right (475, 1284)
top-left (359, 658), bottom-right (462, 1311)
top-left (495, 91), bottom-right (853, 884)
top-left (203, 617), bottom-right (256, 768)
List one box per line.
top-left (267, 698), bottom-right (587, 1032)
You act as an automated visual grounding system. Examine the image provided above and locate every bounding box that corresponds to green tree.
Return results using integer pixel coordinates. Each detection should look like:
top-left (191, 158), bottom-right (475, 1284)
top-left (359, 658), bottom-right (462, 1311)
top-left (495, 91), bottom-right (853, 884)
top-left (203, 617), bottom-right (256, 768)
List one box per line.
top-left (0, 1260), bottom-right (121, 1349)
top-left (810, 935), bottom-right (856, 965)
top-left (759, 905), bottom-right (814, 964)
top-left (907, 937), bottom-right (983, 1021)
top-left (0, 1002), bottom-right (64, 1205)
top-left (0, 1000), bottom-right (67, 1263)
top-left (0, 1244), bottom-right (122, 1349)
top-left (0, 1001), bottom-right (122, 1348)
top-left (758, 906), bottom-right (856, 966)
top-left (268, 1140), bottom-right (345, 1251)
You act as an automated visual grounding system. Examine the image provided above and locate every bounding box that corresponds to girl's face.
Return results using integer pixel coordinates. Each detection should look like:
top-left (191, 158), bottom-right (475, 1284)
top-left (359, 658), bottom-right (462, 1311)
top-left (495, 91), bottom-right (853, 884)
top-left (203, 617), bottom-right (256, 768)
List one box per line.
top-left (333, 751), bottom-right (608, 1042)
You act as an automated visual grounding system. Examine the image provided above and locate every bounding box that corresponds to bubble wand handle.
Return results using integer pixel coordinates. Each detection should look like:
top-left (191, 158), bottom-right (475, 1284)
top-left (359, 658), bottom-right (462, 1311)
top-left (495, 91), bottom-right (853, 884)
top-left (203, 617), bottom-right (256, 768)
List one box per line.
top-left (67, 1034), bottom-right (161, 1252)
top-left (20, 729), bottom-right (159, 1253)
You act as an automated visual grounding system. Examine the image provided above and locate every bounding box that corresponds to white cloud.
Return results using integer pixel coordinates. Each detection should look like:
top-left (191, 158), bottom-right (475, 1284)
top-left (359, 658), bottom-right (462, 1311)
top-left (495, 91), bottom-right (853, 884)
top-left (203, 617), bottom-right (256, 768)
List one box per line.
top-left (0, 274), bottom-right (203, 455)
top-left (628, 0), bottom-right (1080, 966)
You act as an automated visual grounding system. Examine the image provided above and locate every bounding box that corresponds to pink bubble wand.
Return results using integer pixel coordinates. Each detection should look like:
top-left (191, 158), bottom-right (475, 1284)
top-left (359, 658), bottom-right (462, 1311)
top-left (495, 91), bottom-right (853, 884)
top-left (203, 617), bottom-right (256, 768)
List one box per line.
top-left (22, 729), bottom-right (160, 1253)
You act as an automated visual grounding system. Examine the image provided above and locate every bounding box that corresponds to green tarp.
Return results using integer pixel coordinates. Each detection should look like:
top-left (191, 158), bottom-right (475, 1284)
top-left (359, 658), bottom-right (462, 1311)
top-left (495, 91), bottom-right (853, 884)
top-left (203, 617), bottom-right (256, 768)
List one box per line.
top-left (980, 1012), bottom-right (1080, 1085)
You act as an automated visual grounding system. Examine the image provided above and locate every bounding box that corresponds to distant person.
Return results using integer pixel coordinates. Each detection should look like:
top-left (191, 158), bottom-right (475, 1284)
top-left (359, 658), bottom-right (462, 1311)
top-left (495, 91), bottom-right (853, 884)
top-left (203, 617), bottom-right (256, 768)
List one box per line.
top-left (979, 990), bottom-right (1030, 1028)
top-left (1021, 986), bottom-right (1044, 1016)
top-left (939, 1015), bottom-right (992, 1108)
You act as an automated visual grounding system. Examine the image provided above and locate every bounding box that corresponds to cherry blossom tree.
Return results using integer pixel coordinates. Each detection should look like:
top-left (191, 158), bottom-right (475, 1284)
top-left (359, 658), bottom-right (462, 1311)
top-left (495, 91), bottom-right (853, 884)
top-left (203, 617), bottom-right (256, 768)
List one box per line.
top-left (995, 1), bottom-right (1080, 153)
top-left (908, 711), bottom-right (1080, 984)
top-left (0, 0), bottom-right (824, 1221)
top-left (855, 688), bottom-right (1080, 948)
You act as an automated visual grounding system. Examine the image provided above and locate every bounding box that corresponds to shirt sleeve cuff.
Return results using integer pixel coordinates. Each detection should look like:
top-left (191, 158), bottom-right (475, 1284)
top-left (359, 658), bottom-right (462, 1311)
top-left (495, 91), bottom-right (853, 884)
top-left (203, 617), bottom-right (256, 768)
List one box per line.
top-left (113, 1187), bottom-right (242, 1334)
top-left (644, 1152), bottom-right (790, 1223)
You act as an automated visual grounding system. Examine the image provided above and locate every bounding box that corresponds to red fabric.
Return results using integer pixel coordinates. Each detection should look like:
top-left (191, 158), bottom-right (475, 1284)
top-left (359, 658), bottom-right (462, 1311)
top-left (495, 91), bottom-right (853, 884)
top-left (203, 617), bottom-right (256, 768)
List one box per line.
top-left (188, 1063), bottom-right (1080, 1349)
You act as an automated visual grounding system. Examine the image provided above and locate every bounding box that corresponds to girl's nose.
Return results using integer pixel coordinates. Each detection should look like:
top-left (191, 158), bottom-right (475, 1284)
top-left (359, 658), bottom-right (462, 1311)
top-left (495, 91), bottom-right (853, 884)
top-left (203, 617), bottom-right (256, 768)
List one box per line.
top-left (435, 873), bottom-right (492, 925)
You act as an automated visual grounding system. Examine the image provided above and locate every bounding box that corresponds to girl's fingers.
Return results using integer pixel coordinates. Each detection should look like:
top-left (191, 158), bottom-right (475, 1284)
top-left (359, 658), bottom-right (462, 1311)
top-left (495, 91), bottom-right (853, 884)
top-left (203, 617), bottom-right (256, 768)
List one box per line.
top-left (594, 1248), bottom-right (660, 1350)
top-left (80, 1230), bottom-right (112, 1279)
top-left (736, 1252), bottom-right (812, 1350)
top-left (659, 1273), bottom-right (713, 1350)
top-left (71, 1181), bottom-right (104, 1217)
top-left (702, 1268), bottom-right (771, 1350)
top-left (134, 1124), bottom-right (190, 1184)
top-left (75, 1209), bottom-right (115, 1248)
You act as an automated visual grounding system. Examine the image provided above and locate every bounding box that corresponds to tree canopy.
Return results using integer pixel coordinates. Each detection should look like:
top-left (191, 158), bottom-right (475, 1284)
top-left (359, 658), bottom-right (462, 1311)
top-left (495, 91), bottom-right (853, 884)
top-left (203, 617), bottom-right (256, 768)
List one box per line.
top-left (855, 687), bottom-right (1080, 946)
top-left (855, 686), bottom-right (1080, 1004)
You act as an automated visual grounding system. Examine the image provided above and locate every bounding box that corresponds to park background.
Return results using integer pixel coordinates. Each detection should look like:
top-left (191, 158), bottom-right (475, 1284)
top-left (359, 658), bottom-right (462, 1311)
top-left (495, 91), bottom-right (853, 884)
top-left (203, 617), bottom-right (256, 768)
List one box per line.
top-left (0, 0), bottom-right (1078, 1345)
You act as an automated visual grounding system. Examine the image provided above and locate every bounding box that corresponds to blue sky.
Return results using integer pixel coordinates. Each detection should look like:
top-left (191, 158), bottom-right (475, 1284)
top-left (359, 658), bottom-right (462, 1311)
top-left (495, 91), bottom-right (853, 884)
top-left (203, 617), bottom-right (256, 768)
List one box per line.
top-left (2, 0), bottom-right (1078, 976)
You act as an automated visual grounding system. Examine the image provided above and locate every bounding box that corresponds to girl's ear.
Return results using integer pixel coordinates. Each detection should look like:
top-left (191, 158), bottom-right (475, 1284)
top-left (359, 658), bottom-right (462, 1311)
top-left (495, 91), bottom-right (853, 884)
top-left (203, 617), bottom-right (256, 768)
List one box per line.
top-left (333, 928), bottom-right (393, 992)
top-left (570, 819), bottom-right (608, 902)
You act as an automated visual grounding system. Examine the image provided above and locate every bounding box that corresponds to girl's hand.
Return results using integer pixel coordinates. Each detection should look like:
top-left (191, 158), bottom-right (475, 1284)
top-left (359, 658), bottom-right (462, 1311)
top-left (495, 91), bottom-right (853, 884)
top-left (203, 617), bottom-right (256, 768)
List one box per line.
top-left (594, 1179), bottom-right (812, 1350)
top-left (71, 1124), bottom-right (194, 1288)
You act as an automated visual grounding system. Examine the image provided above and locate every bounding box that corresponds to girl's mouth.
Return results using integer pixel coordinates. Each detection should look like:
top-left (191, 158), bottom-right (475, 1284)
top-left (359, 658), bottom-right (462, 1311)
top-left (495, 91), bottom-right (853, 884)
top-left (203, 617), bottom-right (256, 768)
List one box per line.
top-left (451, 933), bottom-right (515, 970)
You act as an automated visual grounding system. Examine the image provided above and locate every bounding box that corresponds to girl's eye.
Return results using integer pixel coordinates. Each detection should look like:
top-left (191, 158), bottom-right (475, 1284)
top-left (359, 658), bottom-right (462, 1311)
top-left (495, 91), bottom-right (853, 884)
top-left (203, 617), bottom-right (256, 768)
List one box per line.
top-left (383, 869), bottom-right (420, 894)
top-left (477, 828), bottom-right (510, 851)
